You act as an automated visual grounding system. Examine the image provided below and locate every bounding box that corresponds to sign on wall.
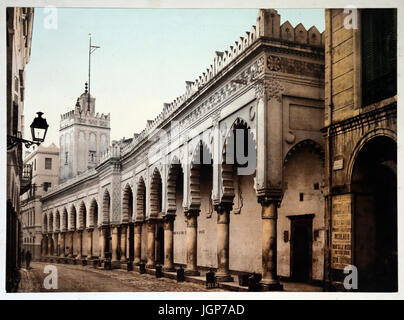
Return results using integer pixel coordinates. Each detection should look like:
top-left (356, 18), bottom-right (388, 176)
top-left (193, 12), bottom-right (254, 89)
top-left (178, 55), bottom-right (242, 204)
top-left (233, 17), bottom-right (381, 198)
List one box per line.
top-left (331, 194), bottom-right (352, 270)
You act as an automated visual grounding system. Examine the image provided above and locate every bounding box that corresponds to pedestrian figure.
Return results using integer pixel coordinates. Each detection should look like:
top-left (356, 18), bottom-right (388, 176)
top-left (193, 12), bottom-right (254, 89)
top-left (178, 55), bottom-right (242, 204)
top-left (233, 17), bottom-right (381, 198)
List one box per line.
top-left (21, 249), bottom-right (25, 264)
top-left (25, 250), bottom-right (32, 270)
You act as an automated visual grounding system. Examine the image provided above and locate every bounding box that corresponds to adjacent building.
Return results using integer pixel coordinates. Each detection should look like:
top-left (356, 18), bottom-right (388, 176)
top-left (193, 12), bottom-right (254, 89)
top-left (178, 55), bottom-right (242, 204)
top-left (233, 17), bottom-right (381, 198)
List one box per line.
top-left (6, 7), bottom-right (34, 292)
top-left (323, 9), bottom-right (397, 292)
top-left (21, 144), bottom-right (60, 260)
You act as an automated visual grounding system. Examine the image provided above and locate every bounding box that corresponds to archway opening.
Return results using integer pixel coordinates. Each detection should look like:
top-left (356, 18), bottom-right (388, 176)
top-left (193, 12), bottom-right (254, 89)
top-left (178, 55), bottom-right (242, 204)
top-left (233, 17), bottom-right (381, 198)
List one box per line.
top-left (168, 160), bottom-right (185, 265)
top-left (351, 136), bottom-right (397, 292)
top-left (222, 119), bottom-right (259, 273)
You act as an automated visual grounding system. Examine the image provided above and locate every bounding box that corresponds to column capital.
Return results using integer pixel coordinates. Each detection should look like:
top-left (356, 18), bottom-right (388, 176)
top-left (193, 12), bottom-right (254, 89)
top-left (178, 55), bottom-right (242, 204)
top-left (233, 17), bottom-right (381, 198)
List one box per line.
top-left (257, 195), bottom-right (282, 207)
top-left (214, 203), bottom-right (233, 214)
top-left (86, 228), bottom-right (94, 232)
top-left (185, 209), bottom-right (200, 218)
top-left (134, 221), bottom-right (144, 227)
top-left (146, 219), bottom-right (157, 232)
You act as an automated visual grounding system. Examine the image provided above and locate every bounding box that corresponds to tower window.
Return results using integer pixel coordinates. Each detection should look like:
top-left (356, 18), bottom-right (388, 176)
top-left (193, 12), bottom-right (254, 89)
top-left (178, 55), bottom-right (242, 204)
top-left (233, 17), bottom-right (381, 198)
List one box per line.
top-left (89, 150), bottom-right (96, 163)
top-left (45, 157), bottom-right (52, 169)
top-left (65, 152), bottom-right (68, 165)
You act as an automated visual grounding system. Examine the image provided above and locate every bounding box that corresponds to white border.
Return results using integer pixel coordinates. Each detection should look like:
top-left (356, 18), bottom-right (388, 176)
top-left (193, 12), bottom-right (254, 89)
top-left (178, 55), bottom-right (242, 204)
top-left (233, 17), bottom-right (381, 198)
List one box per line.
top-left (0, 0), bottom-right (403, 300)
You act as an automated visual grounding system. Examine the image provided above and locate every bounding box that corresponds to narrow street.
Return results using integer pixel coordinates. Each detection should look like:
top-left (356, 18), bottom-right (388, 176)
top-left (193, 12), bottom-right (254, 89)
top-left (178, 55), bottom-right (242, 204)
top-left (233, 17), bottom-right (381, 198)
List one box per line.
top-left (17, 261), bottom-right (225, 292)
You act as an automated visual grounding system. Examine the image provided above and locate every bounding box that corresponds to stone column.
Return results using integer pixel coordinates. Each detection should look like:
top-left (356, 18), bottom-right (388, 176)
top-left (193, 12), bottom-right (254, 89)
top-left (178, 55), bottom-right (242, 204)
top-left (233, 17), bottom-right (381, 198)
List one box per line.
top-left (86, 229), bottom-right (93, 260)
top-left (215, 204), bottom-right (233, 282)
top-left (185, 210), bottom-right (200, 276)
top-left (120, 224), bottom-right (127, 261)
top-left (68, 231), bottom-right (74, 257)
top-left (146, 220), bottom-right (156, 268)
top-left (111, 226), bottom-right (119, 265)
top-left (163, 215), bottom-right (175, 271)
top-left (259, 197), bottom-right (283, 291)
top-left (48, 233), bottom-right (52, 256)
top-left (99, 227), bottom-right (105, 260)
top-left (77, 230), bottom-right (83, 259)
top-left (54, 233), bottom-right (59, 256)
top-left (60, 233), bottom-right (65, 257)
top-left (126, 223), bottom-right (133, 261)
top-left (43, 235), bottom-right (48, 256)
top-left (134, 222), bottom-right (142, 265)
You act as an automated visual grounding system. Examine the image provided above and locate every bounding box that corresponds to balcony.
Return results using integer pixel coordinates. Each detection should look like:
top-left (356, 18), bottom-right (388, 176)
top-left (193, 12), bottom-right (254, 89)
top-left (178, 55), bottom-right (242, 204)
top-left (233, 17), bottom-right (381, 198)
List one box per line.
top-left (20, 163), bottom-right (32, 195)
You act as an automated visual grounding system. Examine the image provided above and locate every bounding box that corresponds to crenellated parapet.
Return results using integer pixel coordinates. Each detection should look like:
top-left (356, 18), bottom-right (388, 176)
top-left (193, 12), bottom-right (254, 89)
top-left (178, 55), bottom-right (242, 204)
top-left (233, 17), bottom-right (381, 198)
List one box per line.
top-left (120, 9), bottom-right (324, 157)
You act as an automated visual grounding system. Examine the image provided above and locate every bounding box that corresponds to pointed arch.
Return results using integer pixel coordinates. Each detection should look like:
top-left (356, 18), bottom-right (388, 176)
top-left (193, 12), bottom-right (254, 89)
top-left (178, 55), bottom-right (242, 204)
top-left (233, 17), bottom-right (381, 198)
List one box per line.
top-left (136, 176), bottom-right (146, 219)
top-left (122, 184), bottom-right (134, 222)
top-left (166, 157), bottom-right (183, 214)
top-left (55, 210), bottom-right (60, 232)
top-left (150, 168), bottom-right (163, 217)
top-left (221, 117), bottom-right (256, 204)
top-left (89, 198), bottom-right (99, 228)
top-left (102, 189), bottom-right (111, 225)
top-left (189, 141), bottom-right (213, 210)
top-left (78, 201), bottom-right (87, 230)
top-left (61, 207), bottom-right (68, 232)
top-left (69, 204), bottom-right (77, 231)
top-left (43, 213), bottom-right (48, 234)
top-left (48, 211), bottom-right (54, 233)
top-left (284, 139), bottom-right (324, 167)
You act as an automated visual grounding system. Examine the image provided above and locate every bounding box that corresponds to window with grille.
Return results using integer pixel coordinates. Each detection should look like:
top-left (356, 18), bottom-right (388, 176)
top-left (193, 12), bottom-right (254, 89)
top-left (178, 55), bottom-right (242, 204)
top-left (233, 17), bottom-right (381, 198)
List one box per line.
top-left (361, 9), bottom-right (397, 107)
top-left (45, 157), bottom-right (52, 169)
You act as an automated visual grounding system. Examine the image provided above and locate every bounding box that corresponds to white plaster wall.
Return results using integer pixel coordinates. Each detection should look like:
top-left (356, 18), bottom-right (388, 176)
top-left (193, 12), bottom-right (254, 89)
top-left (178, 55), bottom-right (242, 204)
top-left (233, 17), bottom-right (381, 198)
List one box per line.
top-left (229, 174), bottom-right (262, 273)
top-left (173, 192), bottom-right (186, 265)
top-left (277, 149), bottom-right (325, 280)
top-left (197, 166), bottom-right (217, 268)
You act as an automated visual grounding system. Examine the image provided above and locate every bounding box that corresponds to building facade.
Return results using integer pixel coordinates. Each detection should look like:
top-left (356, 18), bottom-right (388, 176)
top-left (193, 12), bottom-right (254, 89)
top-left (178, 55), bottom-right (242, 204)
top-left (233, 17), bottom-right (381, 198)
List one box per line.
top-left (40, 9), bottom-right (328, 290)
top-left (6, 7), bottom-right (34, 292)
top-left (21, 144), bottom-right (60, 260)
top-left (323, 9), bottom-right (397, 292)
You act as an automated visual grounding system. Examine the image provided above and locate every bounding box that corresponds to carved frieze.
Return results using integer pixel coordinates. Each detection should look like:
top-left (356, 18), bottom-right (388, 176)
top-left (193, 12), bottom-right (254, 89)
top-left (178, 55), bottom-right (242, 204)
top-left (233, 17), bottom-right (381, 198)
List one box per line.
top-left (266, 55), bottom-right (324, 79)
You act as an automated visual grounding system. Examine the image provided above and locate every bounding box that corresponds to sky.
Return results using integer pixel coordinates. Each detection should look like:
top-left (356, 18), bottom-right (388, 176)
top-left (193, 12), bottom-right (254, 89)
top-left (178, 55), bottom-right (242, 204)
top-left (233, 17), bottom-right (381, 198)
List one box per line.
top-left (23, 8), bottom-right (325, 150)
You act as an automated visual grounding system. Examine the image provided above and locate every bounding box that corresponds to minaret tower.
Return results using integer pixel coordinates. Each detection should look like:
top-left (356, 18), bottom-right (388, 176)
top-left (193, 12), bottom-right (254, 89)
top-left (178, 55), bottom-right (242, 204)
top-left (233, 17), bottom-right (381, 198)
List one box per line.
top-left (58, 35), bottom-right (109, 183)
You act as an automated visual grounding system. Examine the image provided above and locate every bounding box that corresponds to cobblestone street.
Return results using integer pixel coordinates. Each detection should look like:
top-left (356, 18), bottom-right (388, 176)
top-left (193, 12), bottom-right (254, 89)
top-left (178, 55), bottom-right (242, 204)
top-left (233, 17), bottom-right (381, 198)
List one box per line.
top-left (18, 261), bottom-right (225, 292)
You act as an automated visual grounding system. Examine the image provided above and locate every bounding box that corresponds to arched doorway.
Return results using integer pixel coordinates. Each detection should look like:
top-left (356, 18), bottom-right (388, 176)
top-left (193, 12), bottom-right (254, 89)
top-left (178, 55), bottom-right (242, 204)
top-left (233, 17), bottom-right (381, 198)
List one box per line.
top-left (122, 184), bottom-right (134, 261)
top-left (222, 118), bottom-right (260, 274)
top-left (189, 142), bottom-right (214, 268)
top-left (150, 168), bottom-right (163, 265)
top-left (102, 189), bottom-right (111, 258)
top-left (351, 136), bottom-right (397, 292)
top-left (167, 158), bottom-right (184, 266)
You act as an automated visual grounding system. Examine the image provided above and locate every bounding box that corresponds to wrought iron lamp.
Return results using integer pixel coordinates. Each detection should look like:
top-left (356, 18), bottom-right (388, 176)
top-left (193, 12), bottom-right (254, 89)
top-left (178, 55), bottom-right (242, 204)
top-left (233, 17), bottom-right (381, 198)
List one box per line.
top-left (7, 112), bottom-right (49, 150)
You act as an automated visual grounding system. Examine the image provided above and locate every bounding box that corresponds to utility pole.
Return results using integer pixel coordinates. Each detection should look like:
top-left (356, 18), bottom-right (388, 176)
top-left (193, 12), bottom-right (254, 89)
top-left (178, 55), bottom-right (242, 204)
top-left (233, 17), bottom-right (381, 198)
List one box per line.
top-left (88, 33), bottom-right (100, 112)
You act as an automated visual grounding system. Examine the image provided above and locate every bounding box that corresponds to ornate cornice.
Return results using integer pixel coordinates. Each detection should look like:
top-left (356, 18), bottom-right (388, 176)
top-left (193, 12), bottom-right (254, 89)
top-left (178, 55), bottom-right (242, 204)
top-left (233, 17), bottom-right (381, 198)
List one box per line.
top-left (322, 101), bottom-right (397, 137)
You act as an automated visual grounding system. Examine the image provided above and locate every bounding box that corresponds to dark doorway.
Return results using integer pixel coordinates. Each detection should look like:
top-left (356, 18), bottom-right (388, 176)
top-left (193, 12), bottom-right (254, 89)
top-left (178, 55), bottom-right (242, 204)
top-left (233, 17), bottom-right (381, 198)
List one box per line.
top-left (352, 136), bottom-right (397, 292)
top-left (288, 214), bottom-right (313, 282)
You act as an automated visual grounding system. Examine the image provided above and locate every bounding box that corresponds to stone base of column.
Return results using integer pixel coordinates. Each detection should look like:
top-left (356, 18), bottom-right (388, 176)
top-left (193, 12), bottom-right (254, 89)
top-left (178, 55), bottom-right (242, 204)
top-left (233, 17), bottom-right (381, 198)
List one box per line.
top-left (162, 266), bottom-right (175, 272)
top-left (260, 281), bottom-right (283, 291)
top-left (184, 269), bottom-right (200, 276)
top-left (111, 261), bottom-right (121, 269)
top-left (216, 274), bottom-right (234, 282)
top-left (146, 264), bottom-right (156, 269)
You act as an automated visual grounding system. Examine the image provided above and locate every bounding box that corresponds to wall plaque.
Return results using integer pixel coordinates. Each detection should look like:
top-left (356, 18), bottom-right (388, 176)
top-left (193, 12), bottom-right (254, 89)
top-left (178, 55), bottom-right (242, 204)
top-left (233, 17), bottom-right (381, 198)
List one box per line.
top-left (331, 194), bottom-right (352, 270)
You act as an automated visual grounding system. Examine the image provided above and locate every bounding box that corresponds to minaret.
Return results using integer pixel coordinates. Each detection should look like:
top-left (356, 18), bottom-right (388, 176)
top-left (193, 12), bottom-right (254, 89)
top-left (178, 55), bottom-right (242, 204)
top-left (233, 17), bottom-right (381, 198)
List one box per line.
top-left (59, 83), bottom-right (110, 184)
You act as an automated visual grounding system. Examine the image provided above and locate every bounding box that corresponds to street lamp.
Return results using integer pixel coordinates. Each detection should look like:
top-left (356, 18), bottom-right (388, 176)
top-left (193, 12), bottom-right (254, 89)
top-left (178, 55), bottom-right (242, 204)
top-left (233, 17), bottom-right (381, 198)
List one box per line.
top-left (7, 112), bottom-right (49, 150)
top-left (30, 112), bottom-right (49, 143)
